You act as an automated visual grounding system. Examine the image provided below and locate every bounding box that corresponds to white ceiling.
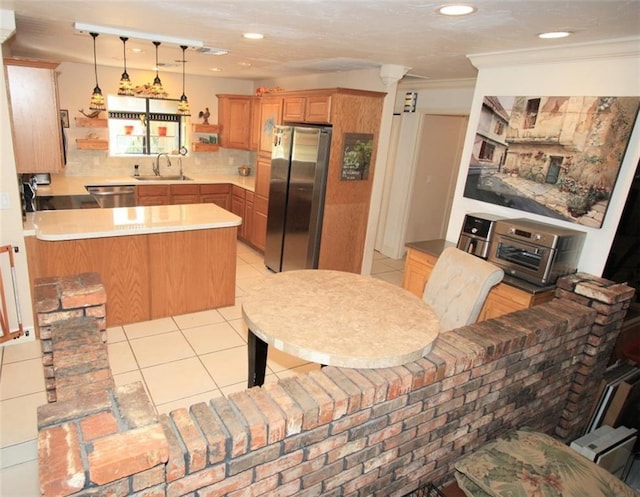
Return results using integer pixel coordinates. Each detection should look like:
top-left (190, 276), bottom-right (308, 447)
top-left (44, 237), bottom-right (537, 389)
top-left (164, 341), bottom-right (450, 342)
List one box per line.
top-left (2, 1), bottom-right (639, 82)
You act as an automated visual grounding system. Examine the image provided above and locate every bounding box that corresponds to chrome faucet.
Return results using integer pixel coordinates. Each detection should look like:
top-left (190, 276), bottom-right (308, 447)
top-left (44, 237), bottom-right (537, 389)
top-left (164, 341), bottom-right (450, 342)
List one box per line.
top-left (153, 153), bottom-right (172, 176)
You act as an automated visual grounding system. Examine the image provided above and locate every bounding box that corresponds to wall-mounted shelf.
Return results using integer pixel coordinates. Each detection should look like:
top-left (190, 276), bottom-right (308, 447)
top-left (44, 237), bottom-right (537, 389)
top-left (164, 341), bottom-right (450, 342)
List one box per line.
top-left (76, 139), bottom-right (108, 150)
top-left (192, 124), bottom-right (221, 133)
top-left (191, 142), bottom-right (220, 152)
top-left (75, 117), bottom-right (108, 128)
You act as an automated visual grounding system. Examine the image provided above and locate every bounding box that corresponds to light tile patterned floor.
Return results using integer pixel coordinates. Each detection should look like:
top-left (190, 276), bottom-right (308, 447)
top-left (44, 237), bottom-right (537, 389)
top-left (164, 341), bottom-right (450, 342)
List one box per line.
top-left (0, 243), bottom-right (404, 495)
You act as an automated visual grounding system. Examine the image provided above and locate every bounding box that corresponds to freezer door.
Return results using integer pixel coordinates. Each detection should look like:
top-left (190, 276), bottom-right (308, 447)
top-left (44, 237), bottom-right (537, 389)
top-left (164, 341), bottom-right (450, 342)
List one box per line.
top-left (264, 126), bottom-right (293, 272)
top-left (281, 127), bottom-right (331, 271)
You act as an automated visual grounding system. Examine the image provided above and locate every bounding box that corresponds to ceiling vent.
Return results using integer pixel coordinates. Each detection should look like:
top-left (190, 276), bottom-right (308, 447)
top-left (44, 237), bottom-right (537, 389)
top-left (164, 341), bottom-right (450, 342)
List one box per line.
top-left (195, 46), bottom-right (230, 56)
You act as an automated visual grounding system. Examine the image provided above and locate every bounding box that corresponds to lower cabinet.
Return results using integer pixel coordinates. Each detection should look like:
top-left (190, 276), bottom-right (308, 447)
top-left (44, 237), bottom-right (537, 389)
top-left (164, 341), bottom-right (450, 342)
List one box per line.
top-left (136, 185), bottom-right (170, 206)
top-left (231, 186), bottom-right (246, 239)
top-left (402, 247), bottom-right (554, 321)
top-left (200, 184), bottom-right (231, 210)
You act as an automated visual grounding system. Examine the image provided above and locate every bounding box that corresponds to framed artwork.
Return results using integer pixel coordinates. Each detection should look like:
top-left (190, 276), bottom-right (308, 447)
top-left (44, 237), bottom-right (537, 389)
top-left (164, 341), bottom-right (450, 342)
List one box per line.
top-left (463, 96), bottom-right (640, 228)
top-left (340, 133), bottom-right (373, 181)
top-left (60, 109), bottom-right (69, 128)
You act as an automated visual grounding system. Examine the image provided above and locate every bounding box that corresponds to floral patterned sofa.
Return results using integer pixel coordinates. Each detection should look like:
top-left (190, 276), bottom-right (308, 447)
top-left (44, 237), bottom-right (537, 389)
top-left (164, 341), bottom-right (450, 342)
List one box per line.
top-left (454, 428), bottom-right (638, 497)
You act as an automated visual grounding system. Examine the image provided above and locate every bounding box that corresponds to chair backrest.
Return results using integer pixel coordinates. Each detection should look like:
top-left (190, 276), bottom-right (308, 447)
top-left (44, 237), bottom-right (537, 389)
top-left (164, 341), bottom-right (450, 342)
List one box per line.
top-left (423, 247), bottom-right (504, 332)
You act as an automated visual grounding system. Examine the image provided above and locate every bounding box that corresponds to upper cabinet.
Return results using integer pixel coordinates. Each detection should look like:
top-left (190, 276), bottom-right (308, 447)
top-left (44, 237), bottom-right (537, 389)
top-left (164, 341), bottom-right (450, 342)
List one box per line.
top-left (282, 94), bottom-right (331, 123)
top-left (107, 95), bottom-right (187, 156)
top-left (217, 95), bottom-right (253, 150)
top-left (4, 58), bottom-right (64, 173)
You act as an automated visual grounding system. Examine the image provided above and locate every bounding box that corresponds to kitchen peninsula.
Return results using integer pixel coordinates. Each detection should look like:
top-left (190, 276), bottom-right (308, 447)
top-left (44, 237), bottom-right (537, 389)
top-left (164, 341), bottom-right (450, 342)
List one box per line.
top-left (25, 203), bottom-right (241, 326)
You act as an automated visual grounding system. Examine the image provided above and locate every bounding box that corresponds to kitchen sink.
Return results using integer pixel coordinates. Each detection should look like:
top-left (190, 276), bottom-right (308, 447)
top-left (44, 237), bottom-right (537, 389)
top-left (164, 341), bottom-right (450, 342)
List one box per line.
top-left (133, 175), bottom-right (193, 181)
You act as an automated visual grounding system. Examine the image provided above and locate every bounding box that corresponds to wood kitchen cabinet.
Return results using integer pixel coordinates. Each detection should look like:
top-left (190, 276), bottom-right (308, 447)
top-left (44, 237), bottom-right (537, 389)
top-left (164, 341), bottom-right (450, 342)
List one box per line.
top-left (217, 95), bottom-right (252, 150)
top-left (170, 184), bottom-right (200, 204)
top-left (282, 93), bottom-right (331, 123)
top-left (136, 185), bottom-right (170, 206)
top-left (5, 58), bottom-right (64, 173)
top-left (200, 184), bottom-right (231, 210)
top-left (258, 96), bottom-right (284, 155)
top-left (402, 246), bottom-right (555, 321)
top-left (231, 186), bottom-right (246, 239)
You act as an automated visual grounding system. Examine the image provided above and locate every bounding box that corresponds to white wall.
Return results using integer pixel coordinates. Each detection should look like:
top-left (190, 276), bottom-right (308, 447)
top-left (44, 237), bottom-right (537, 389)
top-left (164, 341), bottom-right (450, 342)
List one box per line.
top-left (0, 10), bottom-right (34, 344)
top-left (376, 79), bottom-right (475, 258)
top-left (446, 38), bottom-right (640, 277)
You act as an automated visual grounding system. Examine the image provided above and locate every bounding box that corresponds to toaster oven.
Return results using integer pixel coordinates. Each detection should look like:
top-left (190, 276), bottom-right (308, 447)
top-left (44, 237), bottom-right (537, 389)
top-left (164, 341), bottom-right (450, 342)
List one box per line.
top-left (487, 218), bottom-right (586, 286)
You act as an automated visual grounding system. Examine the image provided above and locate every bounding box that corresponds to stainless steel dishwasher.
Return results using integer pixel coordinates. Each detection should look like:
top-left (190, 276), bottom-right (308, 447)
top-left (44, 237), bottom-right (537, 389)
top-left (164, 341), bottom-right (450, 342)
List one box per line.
top-left (86, 185), bottom-right (136, 208)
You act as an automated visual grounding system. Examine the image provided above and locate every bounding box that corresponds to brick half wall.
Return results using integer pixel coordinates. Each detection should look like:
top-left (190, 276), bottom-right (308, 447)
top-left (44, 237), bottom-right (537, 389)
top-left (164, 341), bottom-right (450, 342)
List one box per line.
top-left (36, 273), bottom-right (634, 496)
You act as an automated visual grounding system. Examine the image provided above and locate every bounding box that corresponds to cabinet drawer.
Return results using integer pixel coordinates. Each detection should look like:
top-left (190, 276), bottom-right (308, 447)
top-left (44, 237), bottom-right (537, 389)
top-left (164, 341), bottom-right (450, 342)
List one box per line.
top-left (245, 190), bottom-right (255, 203)
top-left (137, 185), bottom-right (169, 196)
top-left (170, 184), bottom-right (199, 195)
top-left (200, 183), bottom-right (230, 194)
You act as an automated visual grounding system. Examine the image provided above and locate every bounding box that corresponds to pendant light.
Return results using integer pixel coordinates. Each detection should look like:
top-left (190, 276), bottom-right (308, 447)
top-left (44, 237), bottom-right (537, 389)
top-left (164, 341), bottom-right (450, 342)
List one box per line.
top-left (151, 41), bottom-right (164, 97)
top-left (88, 32), bottom-right (106, 110)
top-left (177, 45), bottom-right (191, 115)
top-left (117, 36), bottom-right (134, 96)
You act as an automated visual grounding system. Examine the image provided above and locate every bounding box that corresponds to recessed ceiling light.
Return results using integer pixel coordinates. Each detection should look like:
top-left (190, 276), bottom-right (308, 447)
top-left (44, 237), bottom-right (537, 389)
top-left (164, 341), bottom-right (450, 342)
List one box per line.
top-left (238, 61), bottom-right (252, 67)
top-left (243, 32), bottom-right (264, 40)
top-left (131, 48), bottom-right (144, 53)
top-left (210, 67), bottom-right (221, 72)
top-left (538, 31), bottom-right (572, 39)
top-left (438, 5), bottom-right (476, 16)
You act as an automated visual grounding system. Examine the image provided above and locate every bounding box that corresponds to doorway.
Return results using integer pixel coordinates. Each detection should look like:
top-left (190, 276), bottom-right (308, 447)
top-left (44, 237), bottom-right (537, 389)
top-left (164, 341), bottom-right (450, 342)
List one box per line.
top-left (404, 114), bottom-right (468, 243)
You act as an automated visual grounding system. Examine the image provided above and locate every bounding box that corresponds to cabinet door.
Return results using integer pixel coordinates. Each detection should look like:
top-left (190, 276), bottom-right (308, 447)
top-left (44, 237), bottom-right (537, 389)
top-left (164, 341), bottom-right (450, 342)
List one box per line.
top-left (231, 187), bottom-right (246, 239)
top-left (305, 95), bottom-right (331, 123)
top-left (5, 60), bottom-right (63, 173)
top-left (252, 194), bottom-right (268, 251)
top-left (402, 248), bottom-right (437, 298)
top-left (250, 98), bottom-right (261, 151)
top-left (245, 191), bottom-right (255, 246)
top-left (255, 156), bottom-right (271, 198)
top-left (136, 185), bottom-right (170, 206)
top-left (258, 97), bottom-right (283, 155)
top-left (283, 97), bottom-right (305, 121)
top-left (218, 96), bottom-right (251, 149)
top-left (200, 184), bottom-right (231, 210)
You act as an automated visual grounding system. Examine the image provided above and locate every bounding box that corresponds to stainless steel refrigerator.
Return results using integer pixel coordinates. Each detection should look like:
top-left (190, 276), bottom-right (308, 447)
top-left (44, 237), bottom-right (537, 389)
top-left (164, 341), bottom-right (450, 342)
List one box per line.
top-left (264, 124), bottom-right (332, 272)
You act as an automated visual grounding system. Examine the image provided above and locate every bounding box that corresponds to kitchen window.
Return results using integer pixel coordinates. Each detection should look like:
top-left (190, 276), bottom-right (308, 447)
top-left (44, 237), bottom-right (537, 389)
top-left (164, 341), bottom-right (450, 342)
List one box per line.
top-left (107, 95), bottom-right (187, 156)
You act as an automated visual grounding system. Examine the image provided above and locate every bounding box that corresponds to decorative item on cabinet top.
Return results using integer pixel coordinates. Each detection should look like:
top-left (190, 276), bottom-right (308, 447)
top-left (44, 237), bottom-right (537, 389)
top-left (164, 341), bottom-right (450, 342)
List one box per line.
top-left (192, 123), bottom-right (220, 152)
top-left (75, 115), bottom-right (108, 150)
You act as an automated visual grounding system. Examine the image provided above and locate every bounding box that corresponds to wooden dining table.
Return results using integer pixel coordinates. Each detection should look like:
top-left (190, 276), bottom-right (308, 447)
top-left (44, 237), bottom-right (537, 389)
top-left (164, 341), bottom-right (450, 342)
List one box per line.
top-left (241, 269), bottom-right (441, 387)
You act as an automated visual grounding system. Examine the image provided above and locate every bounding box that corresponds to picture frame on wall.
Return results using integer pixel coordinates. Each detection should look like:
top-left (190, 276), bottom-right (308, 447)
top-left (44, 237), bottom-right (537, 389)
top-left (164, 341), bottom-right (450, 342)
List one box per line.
top-left (463, 96), bottom-right (640, 229)
top-left (340, 133), bottom-right (374, 181)
top-left (60, 109), bottom-right (69, 128)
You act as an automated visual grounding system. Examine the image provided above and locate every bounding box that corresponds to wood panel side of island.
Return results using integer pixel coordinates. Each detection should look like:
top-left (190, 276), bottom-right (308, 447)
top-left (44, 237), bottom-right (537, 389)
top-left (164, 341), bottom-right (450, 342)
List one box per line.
top-left (25, 227), bottom-right (237, 326)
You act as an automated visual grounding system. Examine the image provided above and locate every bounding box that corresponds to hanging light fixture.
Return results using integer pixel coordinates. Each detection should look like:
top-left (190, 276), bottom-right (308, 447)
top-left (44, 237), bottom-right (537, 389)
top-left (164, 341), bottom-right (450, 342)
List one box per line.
top-left (117, 36), bottom-right (134, 96)
top-left (89, 32), bottom-right (106, 110)
top-left (151, 41), bottom-right (164, 97)
top-left (177, 45), bottom-right (191, 115)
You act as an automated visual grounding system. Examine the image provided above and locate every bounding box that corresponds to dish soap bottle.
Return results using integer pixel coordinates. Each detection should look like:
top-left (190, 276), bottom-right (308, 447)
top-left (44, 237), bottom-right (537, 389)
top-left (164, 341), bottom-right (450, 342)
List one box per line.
top-left (133, 164), bottom-right (140, 177)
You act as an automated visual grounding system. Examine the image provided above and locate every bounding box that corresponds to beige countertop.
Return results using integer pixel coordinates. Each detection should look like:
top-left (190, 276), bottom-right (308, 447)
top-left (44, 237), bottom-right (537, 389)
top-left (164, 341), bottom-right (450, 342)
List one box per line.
top-left (36, 173), bottom-right (256, 196)
top-left (242, 269), bottom-right (440, 369)
top-left (28, 203), bottom-right (241, 241)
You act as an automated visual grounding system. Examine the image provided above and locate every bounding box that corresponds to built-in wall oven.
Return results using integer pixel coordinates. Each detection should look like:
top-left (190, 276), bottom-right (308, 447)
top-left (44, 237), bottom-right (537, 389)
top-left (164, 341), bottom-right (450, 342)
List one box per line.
top-left (487, 218), bottom-right (586, 286)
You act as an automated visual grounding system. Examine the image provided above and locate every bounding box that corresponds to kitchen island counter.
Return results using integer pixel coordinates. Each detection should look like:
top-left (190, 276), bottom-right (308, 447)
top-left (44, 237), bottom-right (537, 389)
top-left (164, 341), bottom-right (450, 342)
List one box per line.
top-left (31, 203), bottom-right (241, 241)
top-left (25, 203), bottom-right (241, 326)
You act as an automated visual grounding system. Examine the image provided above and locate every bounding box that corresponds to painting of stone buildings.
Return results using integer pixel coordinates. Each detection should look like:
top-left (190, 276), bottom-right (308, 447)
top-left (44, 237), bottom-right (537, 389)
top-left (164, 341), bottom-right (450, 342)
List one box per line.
top-left (463, 95), bottom-right (640, 228)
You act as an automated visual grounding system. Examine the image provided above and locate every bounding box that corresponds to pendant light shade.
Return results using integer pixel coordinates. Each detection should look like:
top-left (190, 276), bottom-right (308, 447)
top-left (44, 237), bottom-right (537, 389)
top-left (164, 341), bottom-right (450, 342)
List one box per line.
top-left (177, 45), bottom-right (191, 115)
top-left (117, 36), bottom-right (134, 96)
top-left (151, 41), bottom-right (164, 97)
top-left (89, 32), bottom-right (106, 111)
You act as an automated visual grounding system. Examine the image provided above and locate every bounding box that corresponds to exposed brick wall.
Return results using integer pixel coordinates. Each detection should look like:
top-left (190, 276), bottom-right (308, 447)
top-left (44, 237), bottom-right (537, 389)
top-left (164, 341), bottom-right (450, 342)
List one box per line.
top-left (34, 272), bottom-right (107, 402)
top-left (36, 273), bottom-right (633, 497)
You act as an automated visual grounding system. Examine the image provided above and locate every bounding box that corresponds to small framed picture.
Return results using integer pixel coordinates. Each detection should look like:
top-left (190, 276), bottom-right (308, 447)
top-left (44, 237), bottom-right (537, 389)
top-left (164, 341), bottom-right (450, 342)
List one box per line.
top-left (60, 109), bottom-right (69, 128)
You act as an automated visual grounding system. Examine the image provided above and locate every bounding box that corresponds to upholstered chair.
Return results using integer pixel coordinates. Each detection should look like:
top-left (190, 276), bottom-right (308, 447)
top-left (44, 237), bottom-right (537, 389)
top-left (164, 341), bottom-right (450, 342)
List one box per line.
top-left (422, 247), bottom-right (504, 332)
